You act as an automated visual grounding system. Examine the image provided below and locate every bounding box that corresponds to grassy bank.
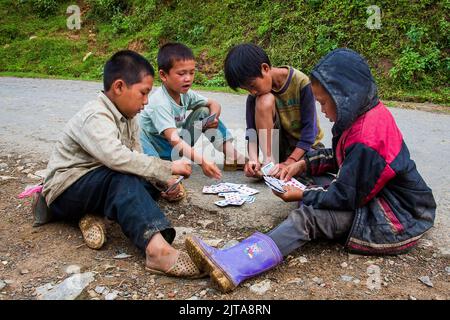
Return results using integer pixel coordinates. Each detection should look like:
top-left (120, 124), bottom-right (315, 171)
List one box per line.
top-left (1, 0), bottom-right (448, 104)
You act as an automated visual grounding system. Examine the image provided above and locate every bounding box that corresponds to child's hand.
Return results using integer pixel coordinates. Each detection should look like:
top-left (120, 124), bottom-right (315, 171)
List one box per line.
top-left (201, 160), bottom-right (222, 180)
top-left (171, 160), bottom-right (192, 178)
top-left (161, 177), bottom-right (181, 200)
top-left (272, 185), bottom-right (304, 202)
top-left (279, 160), bottom-right (306, 181)
top-left (204, 118), bottom-right (219, 129)
top-left (244, 160), bottom-right (262, 178)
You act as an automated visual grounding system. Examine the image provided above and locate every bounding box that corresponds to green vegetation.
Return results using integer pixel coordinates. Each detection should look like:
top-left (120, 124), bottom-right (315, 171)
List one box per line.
top-left (1, 0), bottom-right (448, 104)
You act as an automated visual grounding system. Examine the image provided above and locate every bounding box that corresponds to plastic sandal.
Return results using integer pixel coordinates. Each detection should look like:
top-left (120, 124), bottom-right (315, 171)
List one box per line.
top-left (145, 251), bottom-right (206, 279)
top-left (79, 215), bottom-right (106, 250)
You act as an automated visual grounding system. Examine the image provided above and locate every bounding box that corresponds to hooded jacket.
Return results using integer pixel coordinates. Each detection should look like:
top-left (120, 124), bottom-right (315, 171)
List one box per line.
top-left (302, 48), bottom-right (436, 255)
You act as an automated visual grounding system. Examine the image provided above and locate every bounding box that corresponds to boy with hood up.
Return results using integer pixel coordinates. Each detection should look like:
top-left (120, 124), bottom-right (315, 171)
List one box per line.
top-left (184, 48), bottom-right (436, 293)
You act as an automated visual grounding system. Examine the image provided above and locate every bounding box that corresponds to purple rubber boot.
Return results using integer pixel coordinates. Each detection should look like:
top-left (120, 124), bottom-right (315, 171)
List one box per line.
top-left (185, 232), bottom-right (283, 292)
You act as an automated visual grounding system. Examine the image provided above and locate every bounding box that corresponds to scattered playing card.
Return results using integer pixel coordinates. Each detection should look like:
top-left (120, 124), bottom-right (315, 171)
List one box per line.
top-left (204, 182), bottom-right (258, 207)
top-left (261, 162), bottom-right (275, 176)
top-left (235, 185), bottom-right (259, 196)
top-left (214, 200), bottom-right (229, 207)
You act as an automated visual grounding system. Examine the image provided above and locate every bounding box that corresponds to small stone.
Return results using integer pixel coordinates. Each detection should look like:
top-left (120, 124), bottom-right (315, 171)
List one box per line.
top-left (198, 219), bottom-right (214, 229)
top-left (1, 261), bottom-right (7, 265)
top-left (114, 253), bottom-right (132, 259)
top-left (178, 214), bottom-right (185, 220)
top-left (0, 176), bottom-right (16, 182)
top-left (287, 278), bottom-right (304, 285)
top-left (36, 272), bottom-right (94, 300)
top-left (353, 279), bottom-right (361, 284)
top-left (288, 256), bottom-right (308, 266)
top-left (340, 262), bottom-right (348, 268)
top-left (0, 163), bottom-right (8, 169)
top-left (409, 295), bottom-right (417, 300)
top-left (27, 173), bottom-right (41, 180)
top-left (34, 169), bottom-right (48, 178)
top-left (203, 239), bottom-right (223, 247)
top-left (167, 292), bottom-right (176, 298)
top-left (105, 290), bottom-right (119, 300)
top-left (187, 295), bottom-right (199, 300)
top-left (418, 276), bottom-right (433, 288)
top-left (445, 266), bottom-right (450, 275)
top-left (249, 279), bottom-right (271, 295)
top-left (312, 277), bottom-right (323, 285)
top-left (132, 294), bottom-right (139, 300)
top-left (156, 293), bottom-right (164, 299)
top-left (94, 286), bottom-right (105, 294)
top-left (417, 239), bottom-right (434, 249)
top-left (20, 269), bottom-right (29, 275)
top-left (221, 240), bottom-right (239, 250)
top-left (340, 275), bottom-right (354, 282)
top-left (88, 290), bottom-right (97, 298)
top-left (199, 290), bottom-right (207, 297)
top-left (21, 168), bottom-right (32, 174)
top-left (0, 280), bottom-right (6, 290)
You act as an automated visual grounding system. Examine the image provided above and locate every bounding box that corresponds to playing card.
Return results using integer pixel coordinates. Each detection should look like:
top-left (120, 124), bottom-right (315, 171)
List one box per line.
top-left (261, 162), bottom-right (275, 176)
top-left (224, 193), bottom-right (243, 202)
top-left (202, 186), bottom-right (218, 194)
top-left (285, 177), bottom-right (306, 190)
top-left (235, 185), bottom-right (259, 196)
top-left (201, 113), bottom-right (217, 128)
top-left (265, 181), bottom-right (286, 193)
top-left (214, 200), bottom-right (229, 207)
top-left (165, 176), bottom-right (184, 193)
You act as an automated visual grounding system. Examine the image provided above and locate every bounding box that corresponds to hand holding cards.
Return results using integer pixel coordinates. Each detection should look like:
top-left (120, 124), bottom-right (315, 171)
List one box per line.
top-left (201, 113), bottom-right (217, 129)
top-left (261, 162), bottom-right (275, 176)
top-left (263, 176), bottom-right (306, 194)
top-left (165, 176), bottom-right (184, 193)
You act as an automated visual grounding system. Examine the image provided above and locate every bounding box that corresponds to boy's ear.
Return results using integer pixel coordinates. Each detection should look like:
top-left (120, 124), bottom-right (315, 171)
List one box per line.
top-left (159, 69), bottom-right (168, 82)
top-left (261, 63), bottom-right (271, 74)
top-left (111, 79), bottom-right (126, 95)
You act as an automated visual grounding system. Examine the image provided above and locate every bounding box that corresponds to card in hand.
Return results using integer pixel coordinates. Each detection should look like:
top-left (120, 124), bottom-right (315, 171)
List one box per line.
top-left (261, 162), bottom-right (275, 176)
top-left (285, 177), bottom-right (306, 190)
top-left (165, 176), bottom-right (184, 193)
top-left (201, 113), bottom-right (217, 129)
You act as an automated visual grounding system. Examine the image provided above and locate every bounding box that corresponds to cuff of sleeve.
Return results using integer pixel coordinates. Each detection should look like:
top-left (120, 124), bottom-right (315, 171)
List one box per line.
top-left (296, 141), bottom-right (313, 152)
top-left (149, 158), bottom-right (173, 188)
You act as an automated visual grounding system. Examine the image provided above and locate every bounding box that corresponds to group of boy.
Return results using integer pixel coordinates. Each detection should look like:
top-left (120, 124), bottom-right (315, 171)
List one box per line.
top-left (33, 42), bottom-right (435, 289)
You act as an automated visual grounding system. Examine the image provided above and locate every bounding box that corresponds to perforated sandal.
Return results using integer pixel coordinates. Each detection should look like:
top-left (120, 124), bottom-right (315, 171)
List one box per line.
top-left (146, 251), bottom-right (206, 279)
top-left (166, 183), bottom-right (187, 202)
top-left (78, 215), bottom-right (106, 250)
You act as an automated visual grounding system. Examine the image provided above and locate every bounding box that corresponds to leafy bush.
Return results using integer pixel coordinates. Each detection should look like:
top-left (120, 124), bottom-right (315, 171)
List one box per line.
top-left (32, 0), bottom-right (58, 17)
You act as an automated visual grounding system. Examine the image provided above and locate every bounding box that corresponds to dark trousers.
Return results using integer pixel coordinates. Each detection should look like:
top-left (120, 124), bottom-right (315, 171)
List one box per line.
top-left (49, 166), bottom-right (175, 253)
top-left (267, 175), bottom-right (355, 256)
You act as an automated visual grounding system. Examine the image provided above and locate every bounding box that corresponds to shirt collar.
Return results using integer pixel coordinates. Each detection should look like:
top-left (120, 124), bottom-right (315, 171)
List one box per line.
top-left (98, 91), bottom-right (127, 123)
top-left (271, 66), bottom-right (293, 95)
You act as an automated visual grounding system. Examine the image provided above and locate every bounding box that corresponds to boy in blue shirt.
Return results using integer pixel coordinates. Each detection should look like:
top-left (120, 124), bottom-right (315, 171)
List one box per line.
top-left (140, 43), bottom-right (245, 180)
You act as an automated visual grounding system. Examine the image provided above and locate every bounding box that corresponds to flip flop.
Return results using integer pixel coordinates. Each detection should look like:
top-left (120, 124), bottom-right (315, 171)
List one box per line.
top-left (145, 251), bottom-right (207, 279)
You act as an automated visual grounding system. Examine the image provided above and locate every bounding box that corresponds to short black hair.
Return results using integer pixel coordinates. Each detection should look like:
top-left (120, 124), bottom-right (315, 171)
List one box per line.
top-left (224, 43), bottom-right (271, 90)
top-left (157, 42), bottom-right (195, 73)
top-left (103, 50), bottom-right (155, 91)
